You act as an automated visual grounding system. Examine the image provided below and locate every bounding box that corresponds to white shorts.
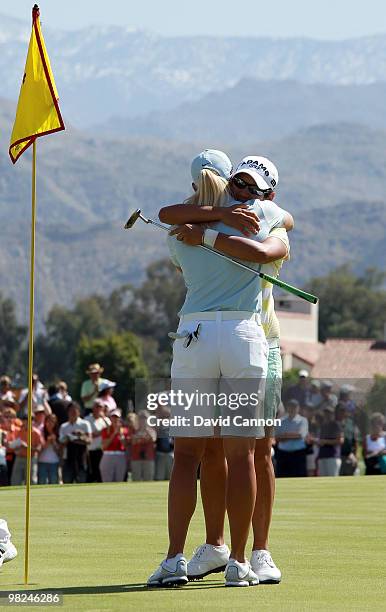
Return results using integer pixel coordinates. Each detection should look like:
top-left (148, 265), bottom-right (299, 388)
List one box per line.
top-left (170, 311), bottom-right (268, 438)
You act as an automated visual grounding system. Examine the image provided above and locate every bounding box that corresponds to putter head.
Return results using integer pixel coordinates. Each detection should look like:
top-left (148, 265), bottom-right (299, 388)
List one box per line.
top-left (124, 209), bottom-right (142, 229)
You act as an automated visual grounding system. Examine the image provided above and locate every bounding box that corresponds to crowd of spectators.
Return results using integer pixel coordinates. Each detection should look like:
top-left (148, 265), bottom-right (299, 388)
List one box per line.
top-left (275, 370), bottom-right (386, 478)
top-left (0, 365), bottom-right (174, 486)
top-left (0, 366), bottom-right (384, 486)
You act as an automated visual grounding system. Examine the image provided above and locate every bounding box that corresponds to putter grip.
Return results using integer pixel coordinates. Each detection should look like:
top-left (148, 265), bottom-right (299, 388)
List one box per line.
top-left (260, 272), bottom-right (319, 304)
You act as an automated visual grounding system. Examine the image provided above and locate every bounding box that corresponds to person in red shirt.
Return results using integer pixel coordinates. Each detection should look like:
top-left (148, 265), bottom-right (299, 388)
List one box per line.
top-left (100, 409), bottom-right (129, 482)
top-left (131, 410), bottom-right (156, 481)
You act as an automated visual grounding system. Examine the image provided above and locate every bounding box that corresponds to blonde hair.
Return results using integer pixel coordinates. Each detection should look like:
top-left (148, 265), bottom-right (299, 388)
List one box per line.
top-left (185, 169), bottom-right (229, 207)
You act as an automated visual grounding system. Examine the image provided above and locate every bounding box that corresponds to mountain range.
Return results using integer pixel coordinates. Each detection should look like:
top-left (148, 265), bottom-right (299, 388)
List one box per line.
top-left (2, 13), bottom-right (386, 125)
top-left (97, 78), bottom-right (386, 143)
top-left (0, 14), bottom-right (385, 329)
top-left (1, 94), bottom-right (385, 328)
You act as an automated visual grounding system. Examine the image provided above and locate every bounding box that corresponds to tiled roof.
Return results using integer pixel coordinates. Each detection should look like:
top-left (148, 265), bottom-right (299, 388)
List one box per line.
top-left (311, 338), bottom-right (386, 379)
top-left (281, 340), bottom-right (324, 366)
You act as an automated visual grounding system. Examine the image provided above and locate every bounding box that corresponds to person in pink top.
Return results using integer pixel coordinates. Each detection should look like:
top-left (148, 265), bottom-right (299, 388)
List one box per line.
top-left (38, 414), bottom-right (60, 484)
top-left (98, 381), bottom-right (117, 416)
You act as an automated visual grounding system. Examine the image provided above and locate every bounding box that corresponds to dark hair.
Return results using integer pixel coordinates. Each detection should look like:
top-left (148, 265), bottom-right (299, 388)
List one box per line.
top-left (335, 402), bottom-right (347, 415)
top-left (48, 383), bottom-right (59, 396)
top-left (68, 401), bottom-right (81, 413)
top-left (44, 413), bottom-right (58, 439)
top-left (263, 189), bottom-right (274, 199)
top-left (287, 399), bottom-right (300, 410)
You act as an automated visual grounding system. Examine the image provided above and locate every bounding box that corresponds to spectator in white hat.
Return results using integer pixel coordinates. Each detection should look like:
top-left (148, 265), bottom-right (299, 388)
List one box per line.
top-left (32, 405), bottom-right (46, 434)
top-left (98, 380), bottom-right (117, 416)
top-left (285, 370), bottom-right (310, 410)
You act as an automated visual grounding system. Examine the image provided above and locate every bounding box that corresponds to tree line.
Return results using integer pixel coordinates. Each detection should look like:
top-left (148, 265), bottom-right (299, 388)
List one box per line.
top-left (1, 263), bottom-right (385, 403)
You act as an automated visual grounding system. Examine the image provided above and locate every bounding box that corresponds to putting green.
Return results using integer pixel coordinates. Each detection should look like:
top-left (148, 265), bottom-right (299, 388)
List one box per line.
top-left (0, 477), bottom-right (384, 611)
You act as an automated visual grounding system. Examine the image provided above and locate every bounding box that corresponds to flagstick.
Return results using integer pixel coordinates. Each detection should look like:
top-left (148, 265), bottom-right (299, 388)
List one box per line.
top-left (24, 138), bottom-right (37, 586)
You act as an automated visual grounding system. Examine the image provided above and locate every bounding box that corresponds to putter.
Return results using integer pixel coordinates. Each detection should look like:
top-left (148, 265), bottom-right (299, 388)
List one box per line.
top-left (124, 209), bottom-right (170, 233)
top-left (124, 209), bottom-right (319, 304)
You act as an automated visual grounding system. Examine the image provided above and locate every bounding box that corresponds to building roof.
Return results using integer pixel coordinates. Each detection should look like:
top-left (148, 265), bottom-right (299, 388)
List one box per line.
top-left (281, 340), bottom-right (324, 366)
top-left (311, 338), bottom-right (386, 379)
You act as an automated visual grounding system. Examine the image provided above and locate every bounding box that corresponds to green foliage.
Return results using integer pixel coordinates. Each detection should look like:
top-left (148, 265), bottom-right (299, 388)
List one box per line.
top-left (33, 259), bottom-right (182, 394)
top-left (26, 262), bottom-right (386, 402)
top-left (366, 374), bottom-right (386, 415)
top-left (75, 332), bottom-right (148, 409)
top-left (282, 368), bottom-right (302, 396)
top-left (2, 479), bottom-right (385, 610)
top-left (114, 259), bottom-right (185, 356)
top-left (305, 265), bottom-right (386, 341)
top-left (0, 292), bottom-right (26, 377)
top-left (34, 295), bottom-right (117, 391)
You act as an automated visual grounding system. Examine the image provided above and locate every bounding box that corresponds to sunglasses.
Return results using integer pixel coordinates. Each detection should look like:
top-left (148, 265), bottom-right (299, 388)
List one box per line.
top-left (232, 175), bottom-right (271, 197)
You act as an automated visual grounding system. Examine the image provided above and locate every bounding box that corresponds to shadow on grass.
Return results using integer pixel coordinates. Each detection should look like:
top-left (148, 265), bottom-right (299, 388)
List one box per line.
top-left (0, 580), bottom-right (224, 596)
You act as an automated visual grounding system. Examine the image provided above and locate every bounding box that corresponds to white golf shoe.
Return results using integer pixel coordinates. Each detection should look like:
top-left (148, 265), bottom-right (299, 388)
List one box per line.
top-left (0, 541), bottom-right (17, 568)
top-left (187, 543), bottom-right (230, 580)
top-left (224, 559), bottom-right (259, 587)
top-left (250, 549), bottom-right (281, 584)
top-left (147, 554), bottom-right (188, 587)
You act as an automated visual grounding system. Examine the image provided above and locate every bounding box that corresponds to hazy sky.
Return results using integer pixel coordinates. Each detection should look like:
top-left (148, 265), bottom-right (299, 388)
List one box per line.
top-left (3, 0), bottom-right (386, 39)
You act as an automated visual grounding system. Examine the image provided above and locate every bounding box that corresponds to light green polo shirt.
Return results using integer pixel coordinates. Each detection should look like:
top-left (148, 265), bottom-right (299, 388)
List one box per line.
top-left (167, 197), bottom-right (285, 315)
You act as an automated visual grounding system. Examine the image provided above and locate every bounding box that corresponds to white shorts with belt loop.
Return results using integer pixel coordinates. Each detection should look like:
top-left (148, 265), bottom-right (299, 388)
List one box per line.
top-left (170, 311), bottom-right (268, 438)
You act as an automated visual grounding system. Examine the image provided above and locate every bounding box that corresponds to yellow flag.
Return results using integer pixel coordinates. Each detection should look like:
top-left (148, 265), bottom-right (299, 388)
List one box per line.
top-left (9, 5), bottom-right (65, 163)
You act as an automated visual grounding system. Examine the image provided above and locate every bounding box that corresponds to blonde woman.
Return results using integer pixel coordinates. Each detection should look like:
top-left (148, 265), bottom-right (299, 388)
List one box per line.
top-left (148, 155), bottom-right (290, 588)
top-left (165, 152), bottom-right (291, 584)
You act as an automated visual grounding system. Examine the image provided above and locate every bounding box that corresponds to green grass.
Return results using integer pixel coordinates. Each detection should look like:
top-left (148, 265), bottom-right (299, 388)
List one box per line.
top-left (0, 477), bottom-right (385, 611)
